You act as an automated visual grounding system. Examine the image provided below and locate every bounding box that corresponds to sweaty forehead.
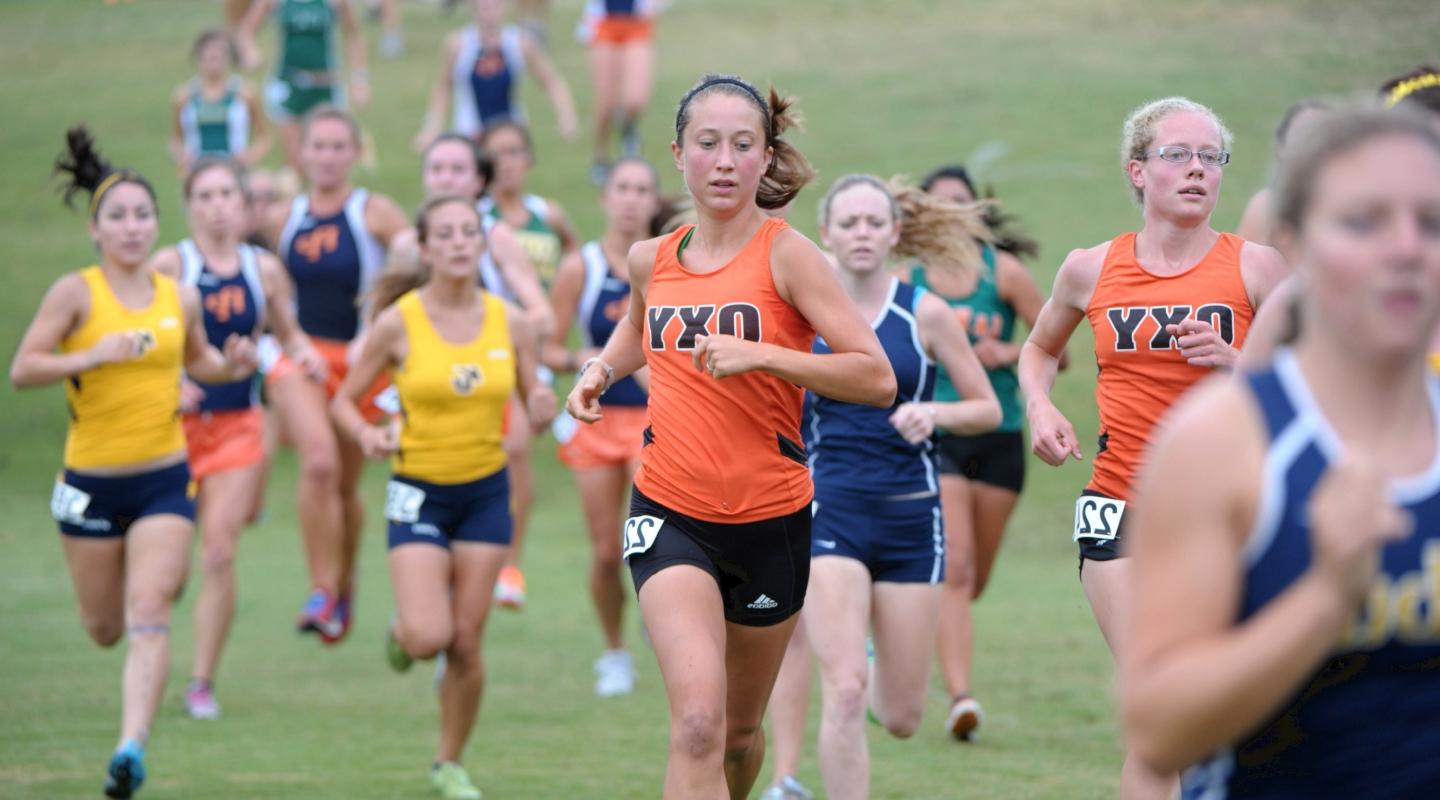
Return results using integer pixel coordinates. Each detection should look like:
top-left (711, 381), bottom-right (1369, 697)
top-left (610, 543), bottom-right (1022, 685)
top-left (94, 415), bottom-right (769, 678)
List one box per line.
top-left (100, 182), bottom-right (154, 210)
top-left (832, 183), bottom-right (892, 217)
top-left (1155, 111), bottom-right (1222, 147)
top-left (429, 201), bottom-right (480, 225)
top-left (427, 143), bottom-right (473, 170)
top-left (687, 92), bottom-right (766, 134)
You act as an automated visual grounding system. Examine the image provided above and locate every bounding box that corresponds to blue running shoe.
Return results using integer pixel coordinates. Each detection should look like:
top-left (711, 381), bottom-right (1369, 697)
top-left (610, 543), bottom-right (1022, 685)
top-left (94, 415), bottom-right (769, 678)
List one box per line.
top-left (296, 588), bottom-right (343, 642)
top-left (103, 740), bottom-right (145, 799)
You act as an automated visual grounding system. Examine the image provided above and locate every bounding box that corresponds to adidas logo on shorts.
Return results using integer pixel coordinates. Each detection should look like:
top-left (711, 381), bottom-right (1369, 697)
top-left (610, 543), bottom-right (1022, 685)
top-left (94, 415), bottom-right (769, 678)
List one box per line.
top-left (746, 594), bottom-right (779, 610)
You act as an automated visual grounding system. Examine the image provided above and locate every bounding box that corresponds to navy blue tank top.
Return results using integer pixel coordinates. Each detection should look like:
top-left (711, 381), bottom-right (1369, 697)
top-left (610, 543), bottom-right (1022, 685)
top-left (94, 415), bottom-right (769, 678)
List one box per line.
top-left (179, 239), bottom-right (264, 412)
top-left (804, 279), bottom-right (938, 496)
top-left (1183, 348), bottom-right (1440, 799)
top-left (470, 41), bottom-right (517, 128)
top-left (578, 241), bottom-right (645, 406)
top-left (279, 191), bottom-right (382, 341)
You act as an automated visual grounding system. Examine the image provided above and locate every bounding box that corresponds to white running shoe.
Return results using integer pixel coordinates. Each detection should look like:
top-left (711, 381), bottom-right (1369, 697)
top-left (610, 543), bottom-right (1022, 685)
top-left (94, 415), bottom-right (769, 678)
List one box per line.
top-left (946, 695), bottom-right (984, 741)
top-left (593, 649), bottom-right (636, 697)
top-left (759, 775), bottom-right (814, 800)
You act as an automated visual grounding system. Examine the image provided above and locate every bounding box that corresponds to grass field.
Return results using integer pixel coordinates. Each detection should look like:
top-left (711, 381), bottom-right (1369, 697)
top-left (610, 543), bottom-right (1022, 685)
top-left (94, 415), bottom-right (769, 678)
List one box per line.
top-left (2, 1), bottom-right (1438, 797)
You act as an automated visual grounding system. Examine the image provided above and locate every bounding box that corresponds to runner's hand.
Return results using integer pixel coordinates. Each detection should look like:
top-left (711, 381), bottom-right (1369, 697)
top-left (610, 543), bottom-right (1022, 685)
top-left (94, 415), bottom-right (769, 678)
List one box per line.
top-left (1028, 399), bottom-right (1083, 466)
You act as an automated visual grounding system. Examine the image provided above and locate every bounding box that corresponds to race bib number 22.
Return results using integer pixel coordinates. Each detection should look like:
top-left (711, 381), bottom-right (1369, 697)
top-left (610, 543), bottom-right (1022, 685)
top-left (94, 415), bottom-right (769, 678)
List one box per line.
top-left (1073, 496), bottom-right (1126, 542)
top-left (622, 515), bottom-right (664, 560)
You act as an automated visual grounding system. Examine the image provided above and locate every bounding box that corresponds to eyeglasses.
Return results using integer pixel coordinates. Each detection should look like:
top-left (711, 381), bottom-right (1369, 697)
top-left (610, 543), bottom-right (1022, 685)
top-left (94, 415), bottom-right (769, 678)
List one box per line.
top-left (1147, 146), bottom-right (1230, 167)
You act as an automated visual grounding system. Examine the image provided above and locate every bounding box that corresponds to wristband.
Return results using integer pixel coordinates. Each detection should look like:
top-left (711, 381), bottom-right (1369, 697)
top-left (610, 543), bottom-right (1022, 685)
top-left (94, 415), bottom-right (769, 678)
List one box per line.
top-left (351, 69), bottom-right (369, 83)
top-left (579, 357), bottom-right (615, 392)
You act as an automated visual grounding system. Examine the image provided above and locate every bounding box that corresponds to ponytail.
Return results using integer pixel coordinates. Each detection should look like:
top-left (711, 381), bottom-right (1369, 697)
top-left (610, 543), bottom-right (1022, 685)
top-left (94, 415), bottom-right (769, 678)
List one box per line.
top-left (889, 181), bottom-right (992, 276)
top-left (819, 174), bottom-right (992, 276)
top-left (757, 88), bottom-right (815, 210)
top-left (367, 263), bottom-right (430, 321)
top-left (53, 125), bottom-right (158, 218)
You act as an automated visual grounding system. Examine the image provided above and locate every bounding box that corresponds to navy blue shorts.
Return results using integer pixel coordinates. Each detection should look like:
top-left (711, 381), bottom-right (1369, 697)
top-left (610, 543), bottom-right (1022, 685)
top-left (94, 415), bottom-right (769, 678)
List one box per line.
top-left (385, 470), bottom-right (512, 549)
top-left (811, 485), bottom-right (945, 584)
top-left (52, 462), bottom-right (196, 538)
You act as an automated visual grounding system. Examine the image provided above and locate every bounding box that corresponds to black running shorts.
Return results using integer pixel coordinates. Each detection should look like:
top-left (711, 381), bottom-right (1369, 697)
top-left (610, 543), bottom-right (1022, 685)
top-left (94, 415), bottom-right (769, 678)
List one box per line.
top-left (625, 485), bottom-right (811, 627)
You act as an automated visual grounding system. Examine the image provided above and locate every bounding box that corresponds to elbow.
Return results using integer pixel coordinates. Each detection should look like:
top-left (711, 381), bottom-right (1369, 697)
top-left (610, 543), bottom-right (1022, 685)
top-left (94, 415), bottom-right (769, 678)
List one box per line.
top-left (979, 401), bottom-right (1002, 432)
top-left (9, 359), bottom-right (38, 389)
top-left (865, 362), bottom-right (898, 408)
top-left (1121, 684), bottom-right (1197, 775)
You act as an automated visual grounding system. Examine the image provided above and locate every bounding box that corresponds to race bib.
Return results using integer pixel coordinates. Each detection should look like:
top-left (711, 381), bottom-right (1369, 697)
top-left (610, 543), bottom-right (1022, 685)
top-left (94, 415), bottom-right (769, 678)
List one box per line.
top-left (551, 410), bottom-right (579, 444)
top-left (622, 514), bottom-right (664, 559)
top-left (50, 480), bottom-right (92, 525)
top-left (373, 385), bottom-right (401, 416)
top-left (385, 480), bottom-right (426, 524)
top-left (1073, 496), bottom-right (1127, 542)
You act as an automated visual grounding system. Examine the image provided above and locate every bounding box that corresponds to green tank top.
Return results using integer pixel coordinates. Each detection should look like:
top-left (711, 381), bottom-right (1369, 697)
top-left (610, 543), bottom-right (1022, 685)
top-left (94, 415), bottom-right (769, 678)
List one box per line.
top-left (909, 244), bottom-right (1022, 432)
top-left (277, 0), bottom-right (337, 81)
top-left (483, 195), bottom-right (563, 286)
top-left (187, 79), bottom-right (241, 155)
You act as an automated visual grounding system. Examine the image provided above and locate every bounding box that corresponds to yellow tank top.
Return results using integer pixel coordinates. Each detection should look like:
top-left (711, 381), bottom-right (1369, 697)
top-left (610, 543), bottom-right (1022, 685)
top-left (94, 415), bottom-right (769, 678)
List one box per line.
top-left (61, 267), bottom-right (187, 469)
top-left (392, 289), bottom-right (514, 483)
top-left (1431, 353), bottom-right (1440, 374)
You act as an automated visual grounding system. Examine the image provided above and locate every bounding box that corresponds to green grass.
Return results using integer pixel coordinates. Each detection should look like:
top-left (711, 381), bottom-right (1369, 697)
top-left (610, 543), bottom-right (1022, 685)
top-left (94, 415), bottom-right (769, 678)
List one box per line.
top-left (2, 0), bottom-right (1437, 797)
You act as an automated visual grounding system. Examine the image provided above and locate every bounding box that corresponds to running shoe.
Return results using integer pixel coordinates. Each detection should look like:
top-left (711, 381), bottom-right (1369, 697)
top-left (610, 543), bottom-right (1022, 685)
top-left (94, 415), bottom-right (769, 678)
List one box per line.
top-left (430, 761), bottom-right (483, 799)
top-left (621, 124), bottom-right (642, 160)
top-left (759, 775), bottom-right (814, 800)
top-left (494, 566), bottom-right (526, 610)
top-left (946, 695), bottom-right (984, 742)
top-left (387, 626), bottom-right (414, 673)
top-left (593, 649), bottom-right (636, 697)
top-left (380, 31), bottom-right (405, 58)
top-left (103, 740), bottom-right (145, 799)
top-left (184, 679), bottom-right (220, 720)
top-left (588, 161), bottom-right (612, 188)
top-left (296, 587), bottom-right (342, 641)
top-left (328, 591), bottom-right (354, 644)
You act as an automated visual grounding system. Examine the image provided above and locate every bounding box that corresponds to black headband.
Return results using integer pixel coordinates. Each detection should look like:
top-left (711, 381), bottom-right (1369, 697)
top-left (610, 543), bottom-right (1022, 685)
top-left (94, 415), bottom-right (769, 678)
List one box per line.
top-left (675, 77), bottom-right (769, 135)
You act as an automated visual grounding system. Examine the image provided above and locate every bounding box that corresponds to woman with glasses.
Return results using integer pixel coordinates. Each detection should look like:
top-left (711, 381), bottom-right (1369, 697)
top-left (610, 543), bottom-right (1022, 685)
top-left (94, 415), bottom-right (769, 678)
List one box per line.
top-left (1017, 96), bottom-right (1287, 798)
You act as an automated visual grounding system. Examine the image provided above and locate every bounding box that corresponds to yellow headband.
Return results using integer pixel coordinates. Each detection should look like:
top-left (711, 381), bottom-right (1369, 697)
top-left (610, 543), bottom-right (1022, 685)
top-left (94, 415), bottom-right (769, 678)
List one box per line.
top-left (88, 171), bottom-right (130, 218)
top-left (1387, 72), bottom-right (1440, 108)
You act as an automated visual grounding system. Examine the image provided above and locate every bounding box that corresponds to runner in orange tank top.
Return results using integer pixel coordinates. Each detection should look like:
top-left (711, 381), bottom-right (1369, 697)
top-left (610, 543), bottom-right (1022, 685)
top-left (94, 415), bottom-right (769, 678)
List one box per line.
top-left (1018, 97), bottom-right (1288, 799)
top-left (565, 74), bottom-right (895, 800)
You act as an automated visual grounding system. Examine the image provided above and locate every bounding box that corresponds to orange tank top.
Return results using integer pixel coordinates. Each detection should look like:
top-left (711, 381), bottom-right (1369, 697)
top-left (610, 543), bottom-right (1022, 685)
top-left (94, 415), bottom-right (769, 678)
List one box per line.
top-left (634, 217), bottom-right (816, 523)
top-left (1085, 231), bottom-right (1254, 500)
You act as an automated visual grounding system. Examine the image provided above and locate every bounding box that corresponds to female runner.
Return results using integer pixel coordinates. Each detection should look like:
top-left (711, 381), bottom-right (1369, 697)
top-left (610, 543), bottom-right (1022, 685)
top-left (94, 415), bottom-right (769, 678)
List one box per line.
top-left (1017, 96), bottom-right (1287, 797)
top-left (805, 174), bottom-right (1000, 799)
top-left (148, 158), bottom-right (321, 719)
top-left (566, 73), bottom-right (895, 799)
top-left (333, 195), bottom-right (554, 799)
top-left (259, 106), bottom-right (410, 643)
top-left (1124, 105), bottom-right (1440, 799)
top-left (544, 157), bottom-right (660, 695)
top-left (10, 127), bottom-right (257, 798)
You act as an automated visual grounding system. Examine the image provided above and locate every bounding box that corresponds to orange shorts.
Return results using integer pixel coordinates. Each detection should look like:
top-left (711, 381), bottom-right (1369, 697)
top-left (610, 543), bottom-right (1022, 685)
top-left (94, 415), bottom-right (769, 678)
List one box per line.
top-left (558, 405), bottom-right (647, 469)
top-left (183, 407), bottom-right (265, 482)
top-left (592, 16), bottom-right (654, 45)
top-left (267, 337), bottom-right (390, 423)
